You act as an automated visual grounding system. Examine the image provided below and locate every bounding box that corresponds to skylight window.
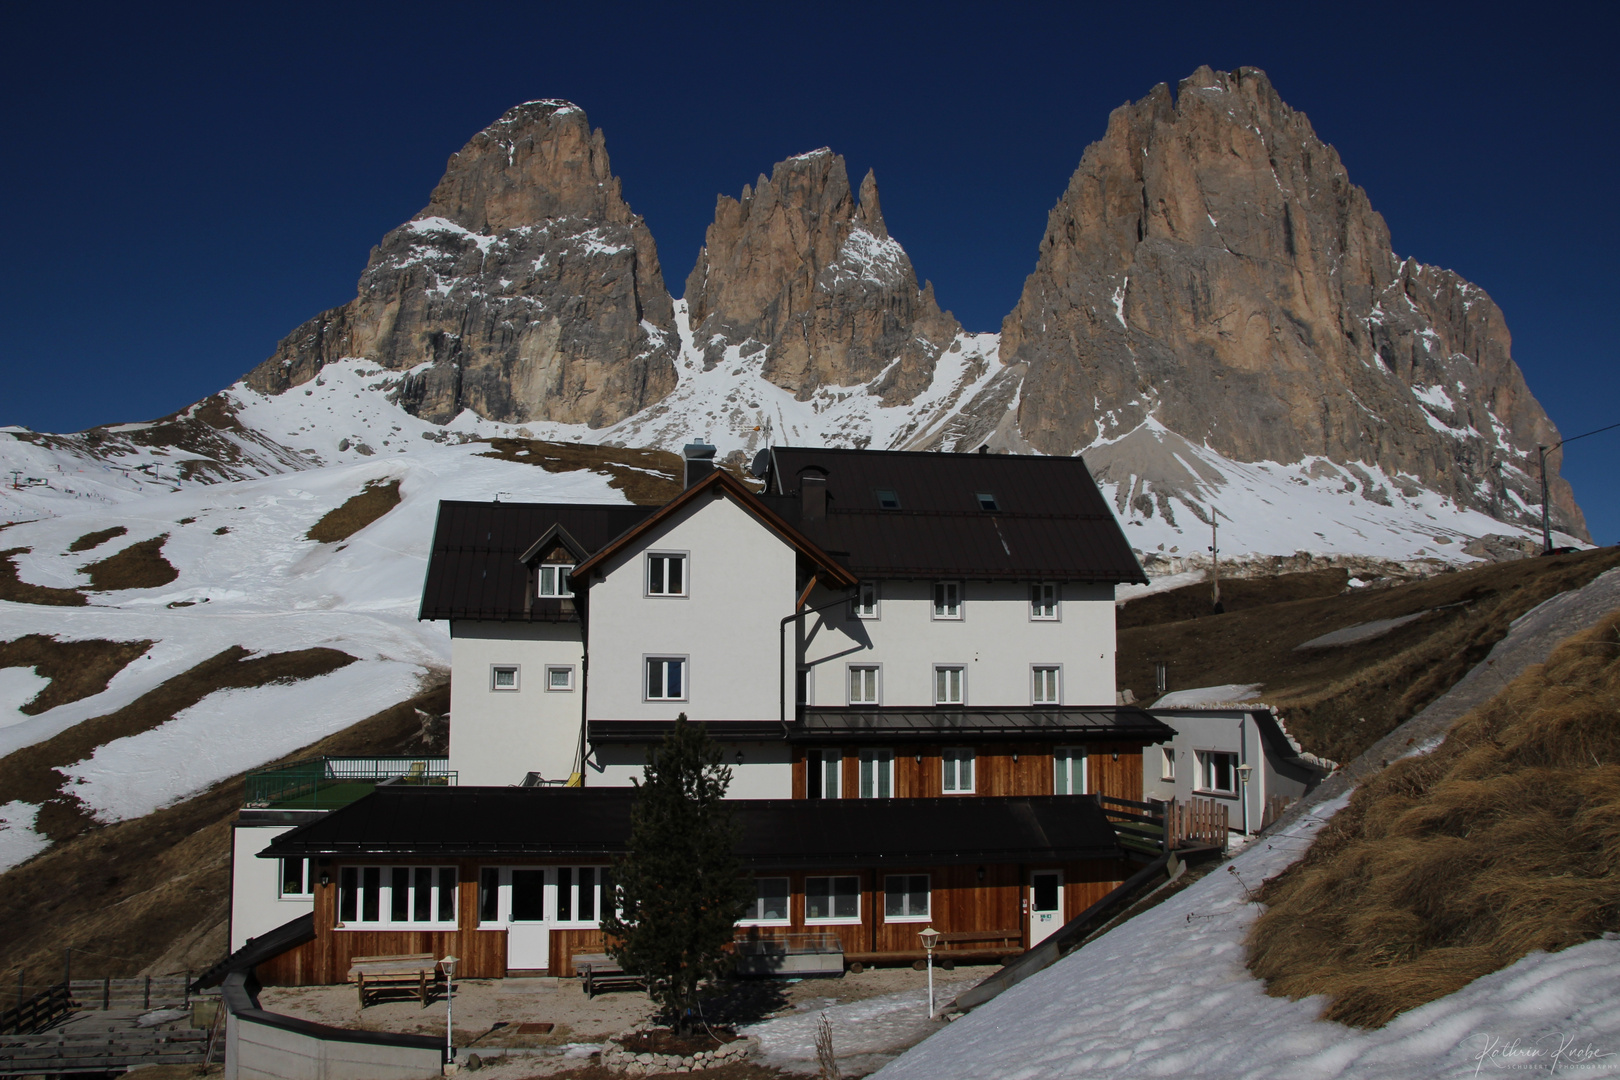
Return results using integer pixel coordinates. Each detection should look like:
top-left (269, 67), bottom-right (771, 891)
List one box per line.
top-left (876, 489), bottom-right (901, 510)
top-left (976, 493), bottom-right (999, 511)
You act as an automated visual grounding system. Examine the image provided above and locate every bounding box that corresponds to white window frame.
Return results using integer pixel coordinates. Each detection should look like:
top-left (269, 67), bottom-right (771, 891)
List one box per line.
top-left (934, 664), bottom-right (966, 705)
top-left (1032, 665), bottom-right (1061, 705)
top-left (336, 865), bottom-right (458, 929)
top-left (1054, 747), bottom-right (1088, 795)
top-left (552, 865), bottom-right (611, 928)
top-left (851, 580), bottom-right (880, 619)
top-left (537, 562), bottom-right (574, 598)
top-left (1031, 582), bottom-right (1060, 620)
top-left (644, 655), bottom-right (688, 702)
top-left (932, 580), bottom-right (962, 620)
top-left (546, 665), bottom-right (575, 692)
top-left (883, 873), bottom-right (931, 922)
top-left (942, 748), bottom-right (975, 794)
top-left (859, 749), bottom-right (894, 798)
top-left (1161, 746), bottom-right (1176, 782)
top-left (848, 664), bottom-right (881, 706)
top-left (804, 874), bottom-right (862, 924)
top-left (1196, 750), bottom-right (1239, 795)
top-left (646, 551), bottom-right (689, 597)
top-left (817, 750), bottom-right (843, 799)
top-left (279, 857), bottom-right (313, 899)
top-left (491, 664), bottom-right (520, 692)
top-left (738, 876), bottom-right (792, 926)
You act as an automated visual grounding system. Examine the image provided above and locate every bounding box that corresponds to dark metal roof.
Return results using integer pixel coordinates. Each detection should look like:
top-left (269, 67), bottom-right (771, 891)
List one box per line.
top-left (260, 786), bottom-right (1124, 866)
top-left (763, 447), bottom-right (1146, 583)
top-left (798, 706), bottom-right (1175, 743)
top-left (418, 501), bottom-right (654, 621)
top-left (588, 720), bottom-right (789, 744)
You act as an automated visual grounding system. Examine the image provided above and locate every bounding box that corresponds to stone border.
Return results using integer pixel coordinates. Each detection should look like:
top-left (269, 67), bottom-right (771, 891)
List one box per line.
top-left (600, 1027), bottom-right (759, 1075)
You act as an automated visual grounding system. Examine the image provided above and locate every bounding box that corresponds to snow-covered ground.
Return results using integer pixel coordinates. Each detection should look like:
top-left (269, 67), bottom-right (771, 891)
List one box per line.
top-left (874, 796), bottom-right (1620, 1080)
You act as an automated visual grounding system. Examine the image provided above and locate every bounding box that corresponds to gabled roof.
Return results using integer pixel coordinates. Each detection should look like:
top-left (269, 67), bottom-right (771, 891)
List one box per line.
top-left (259, 786), bottom-right (1124, 866)
top-left (761, 447), bottom-right (1147, 583)
top-left (418, 501), bottom-right (654, 621)
top-left (570, 469), bottom-right (858, 588)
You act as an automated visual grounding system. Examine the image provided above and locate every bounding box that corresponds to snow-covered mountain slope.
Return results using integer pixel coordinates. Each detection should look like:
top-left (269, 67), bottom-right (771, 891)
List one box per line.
top-left (0, 440), bottom-right (630, 872)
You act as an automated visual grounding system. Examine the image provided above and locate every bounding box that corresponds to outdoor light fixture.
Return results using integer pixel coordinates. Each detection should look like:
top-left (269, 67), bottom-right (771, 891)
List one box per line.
top-left (319, 871), bottom-right (330, 888)
top-left (918, 926), bottom-right (941, 1018)
top-left (976, 866), bottom-right (985, 883)
top-left (735, 750), bottom-right (745, 764)
top-left (439, 955), bottom-right (459, 1061)
top-left (1237, 763), bottom-right (1253, 783)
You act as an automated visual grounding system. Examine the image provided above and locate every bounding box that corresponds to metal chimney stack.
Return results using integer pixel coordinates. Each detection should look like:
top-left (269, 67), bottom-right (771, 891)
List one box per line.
top-left (682, 442), bottom-right (717, 488)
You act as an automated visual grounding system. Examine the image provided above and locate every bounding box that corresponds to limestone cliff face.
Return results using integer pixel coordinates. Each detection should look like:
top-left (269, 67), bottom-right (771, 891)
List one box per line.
top-left (999, 66), bottom-right (1584, 538)
top-left (683, 150), bottom-right (960, 404)
top-left (245, 101), bottom-right (678, 428)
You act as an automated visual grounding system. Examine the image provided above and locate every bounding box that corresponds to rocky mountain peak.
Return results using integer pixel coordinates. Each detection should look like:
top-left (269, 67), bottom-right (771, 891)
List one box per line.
top-left (683, 149), bottom-right (960, 404)
top-left (245, 101), bottom-right (677, 429)
top-left (999, 65), bottom-right (1585, 539)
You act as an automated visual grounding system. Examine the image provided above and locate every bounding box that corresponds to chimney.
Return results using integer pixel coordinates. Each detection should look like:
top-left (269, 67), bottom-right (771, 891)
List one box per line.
top-left (682, 442), bottom-right (716, 488)
top-left (799, 470), bottom-right (828, 521)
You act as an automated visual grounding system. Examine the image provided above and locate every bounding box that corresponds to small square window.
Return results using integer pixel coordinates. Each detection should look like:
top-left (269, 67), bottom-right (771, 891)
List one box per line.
top-left (933, 581), bottom-right (961, 619)
top-left (491, 665), bottom-right (520, 691)
top-left (975, 492), bottom-right (998, 511)
top-left (1031, 583), bottom-right (1059, 620)
top-left (280, 857), bottom-right (313, 898)
top-left (883, 874), bottom-right (930, 921)
top-left (935, 665), bottom-right (965, 705)
top-left (805, 875), bottom-right (861, 921)
top-left (537, 563), bottom-right (574, 598)
top-left (546, 665), bottom-right (575, 692)
top-left (741, 877), bottom-right (791, 923)
top-left (1161, 747), bottom-right (1176, 781)
top-left (942, 748), bottom-right (975, 793)
top-left (851, 581), bottom-right (879, 619)
top-left (876, 489), bottom-right (901, 511)
top-left (849, 665), bottom-right (880, 706)
top-left (646, 656), bottom-right (686, 701)
top-left (1033, 665), bottom-right (1061, 705)
top-left (1197, 750), bottom-right (1238, 794)
top-left (647, 553), bottom-right (687, 596)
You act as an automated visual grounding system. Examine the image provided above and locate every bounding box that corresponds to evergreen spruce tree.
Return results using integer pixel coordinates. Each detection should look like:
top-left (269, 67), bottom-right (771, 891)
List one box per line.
top-left (602, 714), bottom-right (753, 1033)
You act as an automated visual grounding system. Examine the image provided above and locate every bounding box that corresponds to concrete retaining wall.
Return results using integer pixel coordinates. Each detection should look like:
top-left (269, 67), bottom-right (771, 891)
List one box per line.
top-left (221, 972), bottom-right (442, 1080)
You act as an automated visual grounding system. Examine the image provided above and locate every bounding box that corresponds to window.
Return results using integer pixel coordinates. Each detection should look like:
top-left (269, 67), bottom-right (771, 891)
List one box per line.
top-left (876, 489), bottom-right (901, 511)
top-left (1033, 665), bottom-right (1061, 705)
top-left (1054, 747), bottom-right (1088, 795)
top-left (975, 492), bottom-right (999, 511)
top-left (537, 563), bottom-right (574, 598)
top-left (556, 866), bottom-right (607, 924)
top-left (849, 665), bottom-right (880, 705)
top-left (811, 750), bottom-right (842, 799)
top-left (337, 865), bottom-right (456, 927)
top-left (852, 581), bottom-right (879, 619)
top-left (933, 581), bottom-right (961, 619)
top-left (942, 748), bottom-right (975, 793)
top-left (805, 875), bottom-right (860, 922)
top-left (479, 867), bottom-right (500, 923)
top-left (280, 857), bottom-right (313, 898)
top-left (546, 665), bottom-right (575, 692)
top-left (1197, 750), bottom-right (1238, 795)
top-left (884, 874), bottom-right (930, 921)
top-left (510, 869), bottom-right (545, 921)
top-left (1031, 582), bottom-right (1059, 620)
top-left (934, 665), bottom-right (965, 705)
top-left (645, 656), bottom-right (686, 701)
top-left (1161, 747), bottom-right (1176, 781)
top-left (741, 877), bottom-right (791, 924)
top-left (647, 553), bottom-right (687, 596)
top-left (491, 665), bottom-right (519, 691)
top-left (859, 749), bottom-right (894, 798)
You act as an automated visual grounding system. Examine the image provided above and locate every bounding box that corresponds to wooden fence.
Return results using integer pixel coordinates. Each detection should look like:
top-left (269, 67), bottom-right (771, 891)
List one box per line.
top-left (0, 983), bottom-right (74, 1036)
top-left (1166, 797), bottom-right (1229, 851)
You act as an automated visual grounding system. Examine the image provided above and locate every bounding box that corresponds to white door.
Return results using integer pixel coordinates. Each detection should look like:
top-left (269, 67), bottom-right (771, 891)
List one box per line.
top-left (507, 868), bottom-right (550, 970)
top-left (1029, 871), bottom-right (1064, 946)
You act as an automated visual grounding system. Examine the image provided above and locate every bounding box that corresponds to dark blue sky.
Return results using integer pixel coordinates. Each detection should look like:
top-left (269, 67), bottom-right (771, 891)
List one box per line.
top-left (2, 1), bottom-right (1615, 542)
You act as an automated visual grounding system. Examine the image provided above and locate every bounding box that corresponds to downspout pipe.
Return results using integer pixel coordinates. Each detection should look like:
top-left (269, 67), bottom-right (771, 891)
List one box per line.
top-left (780, 588), bottom-right (860, 728)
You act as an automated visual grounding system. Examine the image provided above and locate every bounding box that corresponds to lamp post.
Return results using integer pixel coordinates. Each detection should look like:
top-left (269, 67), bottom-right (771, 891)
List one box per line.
top-left (918, 926), bottom-right (940, 1018)
top-left (438, 955), bottom-right (458, 1065)
top-left (1236, 762), bottom-right (1253, 836)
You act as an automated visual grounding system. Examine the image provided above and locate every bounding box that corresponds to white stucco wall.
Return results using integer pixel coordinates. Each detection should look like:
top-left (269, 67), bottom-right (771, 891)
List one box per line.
top-left (231, 824), bottom-right (313, 952)
top-left (583, 492), bottom-right (798, 725)
top-left (589, 741), bottom-right (793, 798)
top-left (1141, 711), bottom-right (1286, 834)
top-left (449, 620), bottom-right (584, 786)
top-left (798, 580), bottom-right (1117, 708)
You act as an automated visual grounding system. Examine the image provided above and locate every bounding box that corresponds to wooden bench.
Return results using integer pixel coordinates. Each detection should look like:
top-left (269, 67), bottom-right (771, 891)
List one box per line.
top-left (347, 953), bottom-right (441, 1008)
top-left (573, 952), bottom-right (645, 998)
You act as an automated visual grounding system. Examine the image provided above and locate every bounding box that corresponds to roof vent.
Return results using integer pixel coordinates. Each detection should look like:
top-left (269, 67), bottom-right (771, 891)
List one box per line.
top-left (682, 442), bottom-right (717, 488)
top-left (798, 466), bottom-right (829, 522)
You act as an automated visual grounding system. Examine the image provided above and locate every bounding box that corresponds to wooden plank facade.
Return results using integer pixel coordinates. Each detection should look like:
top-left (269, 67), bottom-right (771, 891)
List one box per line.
top-left (792, 743), bottom-right (1143, 803)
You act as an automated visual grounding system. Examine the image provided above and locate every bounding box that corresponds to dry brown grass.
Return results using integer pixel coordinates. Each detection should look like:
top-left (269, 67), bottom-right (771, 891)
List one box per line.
top-left (1246, 610), bottom-right (1620, 1027)
top-left (1117, 568), bottom-right (1351, 629)
top-left (68, 525), bottom-right (128, 553)
top-left (1119, 547), bottom-right (1620, 762)
top-left (0, 679), bottom-right (448, 987)
top-left (306, 477), bottom-right (402, 543)
top-left (476, 437), bottom-right (683, 506)
top-left (83, 534), bottom-right (180, 591)
top-left (0, 547), bottom-right (88, 606)
top-left (0, 634), bottom-right (154, 715)
top-left (0, 645), bottom-right (356, 843)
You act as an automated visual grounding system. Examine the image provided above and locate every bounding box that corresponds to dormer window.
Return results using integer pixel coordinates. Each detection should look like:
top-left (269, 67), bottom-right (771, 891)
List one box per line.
top-left (537, 563), bottom-right (574, 598)
top-left (876, 489), bottom-right (901, 511)
top-left (976, 492), bottom-right (999, 511)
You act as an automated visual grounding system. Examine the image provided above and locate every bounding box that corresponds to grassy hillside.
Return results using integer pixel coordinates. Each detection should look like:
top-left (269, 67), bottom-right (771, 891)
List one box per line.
top-left (1117, 547), bottom-right (1620, 763)
top-left (1246, 609), bottom-right (1620, 1026)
